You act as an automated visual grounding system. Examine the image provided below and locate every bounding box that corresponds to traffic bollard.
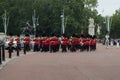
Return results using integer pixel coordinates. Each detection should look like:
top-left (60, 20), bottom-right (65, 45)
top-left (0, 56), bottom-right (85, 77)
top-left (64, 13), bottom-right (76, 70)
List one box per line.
top-left (2, 44), bottom-right (5, 61)
top-left (8, 45), bottom-right (12, 58)
top-left (16, 46), bottom-right (19, 56)
top-left (0, 46), bottom-right (2, 64)
top-left (24, 44), bottom-right (26, 55)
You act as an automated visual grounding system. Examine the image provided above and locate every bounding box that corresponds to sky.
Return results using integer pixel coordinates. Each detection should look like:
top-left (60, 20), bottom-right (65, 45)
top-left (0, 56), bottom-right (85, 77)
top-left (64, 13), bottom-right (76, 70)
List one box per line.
top-left (97, 0), bottom-right (120, 16)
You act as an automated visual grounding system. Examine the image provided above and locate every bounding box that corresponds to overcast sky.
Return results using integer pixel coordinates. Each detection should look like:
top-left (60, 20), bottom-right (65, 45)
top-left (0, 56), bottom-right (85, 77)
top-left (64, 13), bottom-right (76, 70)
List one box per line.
top-left (97, 0), bottom-right (120, 16)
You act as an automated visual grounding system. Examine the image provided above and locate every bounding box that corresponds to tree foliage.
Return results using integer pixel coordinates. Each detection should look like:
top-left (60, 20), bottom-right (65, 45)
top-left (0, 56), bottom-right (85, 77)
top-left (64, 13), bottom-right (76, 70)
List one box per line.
top-left (110, 9), bottom-right (120, 38)
top-left (0, 0), bottom-right (104, 36)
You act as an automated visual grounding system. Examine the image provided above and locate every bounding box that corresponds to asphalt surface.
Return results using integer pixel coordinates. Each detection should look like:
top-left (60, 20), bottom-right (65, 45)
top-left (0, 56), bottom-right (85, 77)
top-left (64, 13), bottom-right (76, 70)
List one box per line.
top-left (0, 44), bottom-right (120, 80)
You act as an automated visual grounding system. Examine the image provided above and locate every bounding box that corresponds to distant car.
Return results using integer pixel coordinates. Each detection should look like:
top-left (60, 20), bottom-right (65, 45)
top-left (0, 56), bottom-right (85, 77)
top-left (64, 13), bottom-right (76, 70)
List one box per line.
top-left (0, 32), bottom-right (5, 40)
top-left (5, 41), bottom-right (17, 49)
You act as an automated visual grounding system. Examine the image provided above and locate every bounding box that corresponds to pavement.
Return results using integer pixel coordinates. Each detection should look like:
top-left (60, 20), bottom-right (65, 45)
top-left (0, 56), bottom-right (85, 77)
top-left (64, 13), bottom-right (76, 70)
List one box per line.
top-left (0, 44), bottom-right (120, 80)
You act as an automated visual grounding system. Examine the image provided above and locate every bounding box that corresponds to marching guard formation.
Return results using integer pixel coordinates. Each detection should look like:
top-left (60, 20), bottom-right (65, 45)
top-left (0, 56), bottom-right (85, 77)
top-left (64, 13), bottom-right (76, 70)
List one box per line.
top-left (5, 33), bottom-right (97, 53)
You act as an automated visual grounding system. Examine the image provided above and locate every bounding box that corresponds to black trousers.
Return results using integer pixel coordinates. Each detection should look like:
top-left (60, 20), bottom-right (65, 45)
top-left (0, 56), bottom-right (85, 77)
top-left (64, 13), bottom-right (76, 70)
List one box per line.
top-left (8, 44), bottom-right (13, 53)
top-left (61, 45), bottom-right (67, 52)
top-left (34, 45), bottom-right (39, 52)
top-left (24, 44), bottom-right (30, 51)
top-left (16, 44), bottom-right (21, 51)
top-left (70, 46), bottom-right (76, 52)
top-left (50, 45), bottom-right (56, 52)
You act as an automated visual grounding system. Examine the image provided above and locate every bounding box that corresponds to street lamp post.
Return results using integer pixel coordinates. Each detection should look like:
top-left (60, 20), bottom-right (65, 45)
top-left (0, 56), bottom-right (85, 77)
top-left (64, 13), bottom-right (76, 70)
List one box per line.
top-left (61, 10), bottom-right (65, 34)
top-left (105, 16), bottom-right (112, 34)
top-left (104, 16), bottom-right (112, 47)
top-left (32, 10), bottom-right (39, 37)
top-left (107, 16), bottom-right (110, 33)
top-left (2, 10), bottom-right (9, 36)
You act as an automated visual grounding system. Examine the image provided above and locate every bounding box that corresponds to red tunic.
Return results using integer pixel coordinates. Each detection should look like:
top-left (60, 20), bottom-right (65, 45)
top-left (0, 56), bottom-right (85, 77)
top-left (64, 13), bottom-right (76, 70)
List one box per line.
top-left (44, 38), bottom-right (50, 46)
top-left (16, 37), bottom-right (20, 44)
top-left (71, 37), bottom-right (79, 46)
top-left (79, 38), bottom-right (84, 46)
top-left (24, 37), bottom-right (30, 45)
top-left (8, 37), bottom-right (14, 45)
top-left (50, 37), bottom-right (59, 46)
top-left (61, 38), bottom-right (68, 46)
top-left (67, 39), bottom-right (72, 46)
top-left (91, 39), bottom-right (96, 46)
top-left (33, 38), bottom-right (39, 46)
top-left (84, 39), bottom-right (90, 46)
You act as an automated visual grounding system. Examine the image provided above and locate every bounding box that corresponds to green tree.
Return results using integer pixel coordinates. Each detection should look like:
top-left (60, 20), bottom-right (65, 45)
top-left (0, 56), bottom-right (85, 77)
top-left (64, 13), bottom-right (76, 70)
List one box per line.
top-left (0, 0), bottom-right (102, 36)
top-left (111, 9), bottom-right (120, 38)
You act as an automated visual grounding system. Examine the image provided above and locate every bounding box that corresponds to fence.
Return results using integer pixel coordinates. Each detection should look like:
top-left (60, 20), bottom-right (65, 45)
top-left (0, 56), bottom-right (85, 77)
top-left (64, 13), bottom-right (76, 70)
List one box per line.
top-left (0, 43), bottom-right (26, 65)
top-left (0, 43), bottom-right (5, 64)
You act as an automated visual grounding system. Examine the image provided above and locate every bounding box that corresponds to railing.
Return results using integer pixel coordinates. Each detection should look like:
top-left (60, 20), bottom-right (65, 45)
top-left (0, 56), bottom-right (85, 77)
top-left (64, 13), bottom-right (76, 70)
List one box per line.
top-left (0, 43), bottom-right (26, 65)
top-left (0, 43), bottom-right (5, 64)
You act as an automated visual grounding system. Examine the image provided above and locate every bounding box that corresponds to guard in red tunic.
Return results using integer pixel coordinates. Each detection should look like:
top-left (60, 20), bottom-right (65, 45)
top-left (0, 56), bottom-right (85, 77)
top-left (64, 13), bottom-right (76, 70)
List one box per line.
top-left (79, 36), bottom-right (84, 52)
top-left (16, 34), bottom-right (21, 50)
top-left (33, 35), bottom-right (39, 52)
top-left (50, 35), bottom-right (59, 53)
top-left (50, 38), bottom-right (55, 52)
top-left (8, 33), bottom-right (14, 53)
top-left (44, 37), bottom-right (50, 52)
top-left (70, 34), bottom-right (79, 52)
top-left (41, 37), bottom-right (47, 52)
top-left (74, 37), bottom-right (80, 50)
top-left (80, 34), bottom-right (89, 52)
top-left (38, 36), bottom-right (42, 51)
top-left (84, 38), bottom-right (90, 51)
top-left (61, 35), bottom-right (68, 52)
top-left (24, 34), bottom-right (30, 51)
top-left (67, 38), bottom-right (72, 50)
top-left (90, 36), bottom-right (96, 51)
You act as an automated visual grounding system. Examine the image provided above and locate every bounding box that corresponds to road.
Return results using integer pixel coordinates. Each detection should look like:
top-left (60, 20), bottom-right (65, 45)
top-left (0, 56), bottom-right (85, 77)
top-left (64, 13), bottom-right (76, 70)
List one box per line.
top-left (0, 44), bottom-right (120, 80)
